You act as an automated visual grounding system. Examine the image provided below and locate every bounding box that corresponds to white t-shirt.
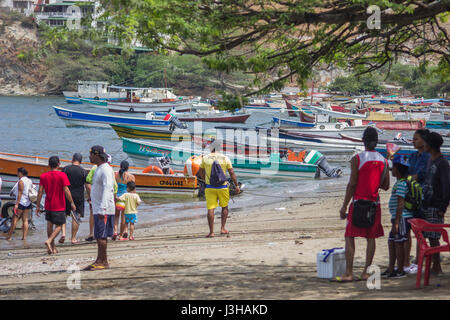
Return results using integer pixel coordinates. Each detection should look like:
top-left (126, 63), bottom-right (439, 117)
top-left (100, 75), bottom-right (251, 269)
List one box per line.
top-left (91, 163), bottom-right (115, 215)
top-left (11, 177), bottom-right (33, 207)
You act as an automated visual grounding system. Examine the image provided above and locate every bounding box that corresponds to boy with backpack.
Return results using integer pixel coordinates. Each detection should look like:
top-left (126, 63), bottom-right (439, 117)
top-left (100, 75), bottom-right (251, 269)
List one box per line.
top-left (198, 139), bottom-right (240, 238)
top-left (383, 155), bottom-right (421, 278)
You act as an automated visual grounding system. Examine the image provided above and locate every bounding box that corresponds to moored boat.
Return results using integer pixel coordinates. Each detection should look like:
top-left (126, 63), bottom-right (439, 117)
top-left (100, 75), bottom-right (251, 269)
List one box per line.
top-left (272, 116), bottom-right (315, 128)
top-left (54, 106), bottom-right (172, 129)
top-left (110, 124), bottom-right (193, 141)
top-left (0, 152), bottom-right (198, 197)
top-left (426, 120), bottom-right (450, 129)
top-left (175, 112), bottom-right (251, 123)
top-left (121, 138), bottom-right (320, 179)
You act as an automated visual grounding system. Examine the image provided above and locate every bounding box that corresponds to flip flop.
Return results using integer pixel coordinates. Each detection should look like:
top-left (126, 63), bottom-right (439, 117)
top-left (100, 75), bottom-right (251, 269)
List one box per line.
top-left (83, 264), bottom-right (108, 271)
top-left (58, 236), bottom-right (65, 244)
top-left (85, 236), bottom-right (94, 242)
top-left (329, 276), bottom-right (362, 283)
top-left (118, 237), bottom-right (128, 241)
top-left (129, 236), bottom-right (135, 241)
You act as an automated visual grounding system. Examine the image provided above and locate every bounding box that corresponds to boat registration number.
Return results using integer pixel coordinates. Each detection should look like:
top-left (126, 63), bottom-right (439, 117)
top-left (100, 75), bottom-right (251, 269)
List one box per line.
top-left (160, 180), bottom-right (183, 186)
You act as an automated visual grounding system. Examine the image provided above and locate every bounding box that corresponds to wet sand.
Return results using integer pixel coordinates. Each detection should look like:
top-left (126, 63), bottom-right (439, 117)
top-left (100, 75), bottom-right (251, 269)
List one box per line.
top-left (0, 188), bottom-right (449, 300)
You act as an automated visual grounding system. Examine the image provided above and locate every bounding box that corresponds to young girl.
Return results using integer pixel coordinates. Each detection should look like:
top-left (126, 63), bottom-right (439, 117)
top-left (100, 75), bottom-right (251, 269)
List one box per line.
top-left (114, 160), bottom-right (135, 240)
top-left (118, 181), bottom-right (141, 240)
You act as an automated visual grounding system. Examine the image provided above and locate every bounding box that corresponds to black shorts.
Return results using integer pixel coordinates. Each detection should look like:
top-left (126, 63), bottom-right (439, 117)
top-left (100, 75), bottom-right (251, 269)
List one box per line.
top-left (65, 198), bottom-right (85, 218)
top-left (18, 203), bottom-right (33, 210)
top-left (45, 211), bottom-right (66, 226)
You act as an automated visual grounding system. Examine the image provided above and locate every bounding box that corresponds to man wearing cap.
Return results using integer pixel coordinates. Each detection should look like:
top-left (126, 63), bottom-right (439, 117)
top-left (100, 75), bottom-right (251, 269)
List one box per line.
top-left (420, 132), bottom-right (450, 275)
top-left (84, 146), bottom-right (115, 270)
top-left (197, 139), bottom-right (240, 238)
top-left (337, 127), bottom-right (390, 282)
top-left (60, 153), bottom-right (87, 244)
top-left (85, 154), bottom-right (117, 242)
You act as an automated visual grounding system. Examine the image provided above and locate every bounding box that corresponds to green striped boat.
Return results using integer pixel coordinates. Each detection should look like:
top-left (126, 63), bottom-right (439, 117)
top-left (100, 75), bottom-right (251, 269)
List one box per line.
top-left (122, 138), bottom-right (319, 179)
top-left (80, 98), bottom-right (108, 107)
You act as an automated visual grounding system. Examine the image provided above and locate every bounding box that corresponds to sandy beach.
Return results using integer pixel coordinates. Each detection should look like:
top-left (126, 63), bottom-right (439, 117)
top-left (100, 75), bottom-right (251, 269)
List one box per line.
top-left (0, 188), bottom-right (449, 300)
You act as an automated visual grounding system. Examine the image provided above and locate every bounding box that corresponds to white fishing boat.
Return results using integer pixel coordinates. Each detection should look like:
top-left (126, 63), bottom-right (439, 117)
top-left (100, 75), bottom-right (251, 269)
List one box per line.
top-left (63, 81), bottom-right (127, 104)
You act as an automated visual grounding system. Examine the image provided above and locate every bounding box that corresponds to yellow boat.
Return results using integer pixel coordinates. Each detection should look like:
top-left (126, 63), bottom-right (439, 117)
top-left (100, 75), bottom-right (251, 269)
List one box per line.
top-left (110, 124), bottom-right (192, 141)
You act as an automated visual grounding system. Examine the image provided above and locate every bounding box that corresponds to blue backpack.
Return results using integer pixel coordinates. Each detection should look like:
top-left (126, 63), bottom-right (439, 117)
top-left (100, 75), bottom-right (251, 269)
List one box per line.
top-left (209, 160), bottom-right (227, 186)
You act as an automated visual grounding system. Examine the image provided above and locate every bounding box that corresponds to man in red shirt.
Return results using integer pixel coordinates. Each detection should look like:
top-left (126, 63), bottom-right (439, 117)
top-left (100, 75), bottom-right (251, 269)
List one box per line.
top-left (36, 156), bottom-right (76, 254)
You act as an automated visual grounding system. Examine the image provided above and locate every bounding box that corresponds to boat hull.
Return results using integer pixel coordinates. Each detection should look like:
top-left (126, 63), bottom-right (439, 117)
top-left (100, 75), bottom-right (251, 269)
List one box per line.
top-left (0, 152), bottom-right (197, 196)
top-left (122, 138), bottom-right (319, 179)
top-left (178, 113), bottom-right (250, 123)
top-left (426, 120), bottom-right (449, 129)
top-left (272, 117), bottom-right (315, 128)
top-left (54, 106), bottom-right (171, 129)
top-left (110, 124), bottom-right (192, 141)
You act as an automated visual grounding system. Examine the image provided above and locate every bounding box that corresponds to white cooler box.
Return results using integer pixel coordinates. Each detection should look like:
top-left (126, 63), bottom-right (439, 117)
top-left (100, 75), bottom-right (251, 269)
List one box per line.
top-left (317, 248), bottom-right (346, 279)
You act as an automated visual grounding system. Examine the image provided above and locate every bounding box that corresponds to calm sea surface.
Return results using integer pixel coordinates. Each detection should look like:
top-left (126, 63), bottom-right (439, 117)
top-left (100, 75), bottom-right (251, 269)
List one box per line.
top-left (1, 96), bottom-right (441, 248)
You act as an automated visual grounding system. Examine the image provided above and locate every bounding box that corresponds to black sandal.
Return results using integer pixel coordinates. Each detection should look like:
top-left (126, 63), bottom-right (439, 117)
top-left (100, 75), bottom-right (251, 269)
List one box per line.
top-left (85, 236), bottom-right (94, 242)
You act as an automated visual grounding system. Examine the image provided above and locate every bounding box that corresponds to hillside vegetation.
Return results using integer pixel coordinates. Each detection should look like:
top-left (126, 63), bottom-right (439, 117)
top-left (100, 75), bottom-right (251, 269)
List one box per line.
top-left (0, 11), bottom-right (252, 97)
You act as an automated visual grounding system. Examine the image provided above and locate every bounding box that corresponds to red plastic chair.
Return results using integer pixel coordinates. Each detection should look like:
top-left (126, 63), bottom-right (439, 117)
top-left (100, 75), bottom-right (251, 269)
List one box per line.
top-left (409, 218), bottom-right (450, 288)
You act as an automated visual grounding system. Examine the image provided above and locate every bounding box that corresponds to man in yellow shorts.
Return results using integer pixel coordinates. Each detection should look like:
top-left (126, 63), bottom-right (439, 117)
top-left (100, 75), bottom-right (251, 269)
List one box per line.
top-left (198, 140), bottom-right (240, 238)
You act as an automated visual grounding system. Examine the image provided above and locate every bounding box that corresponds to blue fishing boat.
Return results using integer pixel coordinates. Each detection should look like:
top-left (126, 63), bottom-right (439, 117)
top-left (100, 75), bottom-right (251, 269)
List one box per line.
top-left (53, 106), bottom-right (171, 129)
top-left (425, 120), bottom-right (449, 129)
top-left (272, 117), bottom-right (315, 128)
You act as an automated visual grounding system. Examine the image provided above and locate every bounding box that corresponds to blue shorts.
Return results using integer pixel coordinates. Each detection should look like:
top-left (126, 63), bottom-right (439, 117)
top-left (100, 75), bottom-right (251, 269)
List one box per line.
top-left (94, 215), bottom-right (114, 239)
top-left (125, 214), bottom-right (137, 224)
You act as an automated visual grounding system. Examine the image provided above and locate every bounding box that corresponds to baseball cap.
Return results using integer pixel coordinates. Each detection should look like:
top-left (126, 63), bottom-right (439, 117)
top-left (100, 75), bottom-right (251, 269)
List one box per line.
top-left (209, 139), bottom-right (222, 152)
top-left (90, 145), bottom-right (108, 161)
top-left (392, 154), bottom-right (410, 167)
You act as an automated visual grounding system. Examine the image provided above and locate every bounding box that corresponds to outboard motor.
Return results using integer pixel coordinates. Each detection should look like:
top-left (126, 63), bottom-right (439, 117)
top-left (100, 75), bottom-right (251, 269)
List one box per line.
top-left (303, 150), bottom-right (343, 178)
top-left (169, 116), bottom-right (188, 131)
top-left (315, 156), bottom-right (343, 178)
top-left (147, 156), bottom-right (173, 174)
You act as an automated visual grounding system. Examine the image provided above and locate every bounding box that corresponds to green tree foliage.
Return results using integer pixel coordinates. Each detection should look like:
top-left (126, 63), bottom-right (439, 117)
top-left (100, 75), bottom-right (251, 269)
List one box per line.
top-left (216, 91), bottom-right (249, 112)
top-left (328, 63), bottom-right (450, 97)
top-left (99, 0), bottom-right (450, 95)
top-left (328, 74), bottom-right (383, 95)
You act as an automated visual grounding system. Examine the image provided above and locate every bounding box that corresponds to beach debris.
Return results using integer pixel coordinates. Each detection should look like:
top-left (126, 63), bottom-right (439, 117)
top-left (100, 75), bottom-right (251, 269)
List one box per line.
top-left (295, 240), bottom-right (303, 245)
top-left (299, 202), bottom-right (316, 207)
top-left (7, 252), bottom-right (12, 257)
top-left (297, 234), bottom-right (312, 239)
top-left (275, 207), bottom-right (286, 211)
top-left (267, 242), bottom-right (276, 246)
